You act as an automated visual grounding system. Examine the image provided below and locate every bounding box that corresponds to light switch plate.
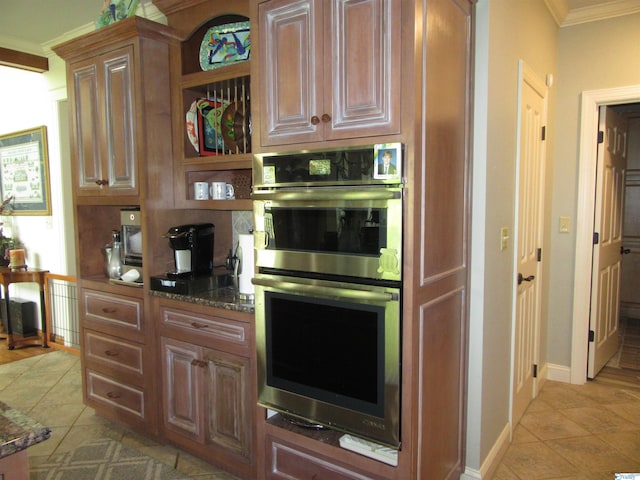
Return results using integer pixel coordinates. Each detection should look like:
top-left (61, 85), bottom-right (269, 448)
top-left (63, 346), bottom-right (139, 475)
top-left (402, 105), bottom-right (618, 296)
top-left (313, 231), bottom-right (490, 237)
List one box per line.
top-left (500, 227), bottom-right (509, 251)
top-left (559, 216), bottom-right (571, 233)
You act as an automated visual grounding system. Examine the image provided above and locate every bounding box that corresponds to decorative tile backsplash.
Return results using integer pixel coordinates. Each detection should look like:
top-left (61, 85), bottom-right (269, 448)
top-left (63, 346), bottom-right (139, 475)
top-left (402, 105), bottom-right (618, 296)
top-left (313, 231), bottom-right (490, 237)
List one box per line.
top-left (232, 211), bottom-right (253, 249)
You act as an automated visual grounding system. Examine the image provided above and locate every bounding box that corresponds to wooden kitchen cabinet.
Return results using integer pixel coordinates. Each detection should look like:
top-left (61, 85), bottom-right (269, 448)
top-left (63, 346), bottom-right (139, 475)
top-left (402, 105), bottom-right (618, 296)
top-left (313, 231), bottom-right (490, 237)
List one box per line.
top-left (258, 0), bottom-right (400, 147)
top-left (54, 18), bottom-right (175, 202)
top-left (53, 17), bottom-right (177, 438)
top-left (67, 45), bottom-right (136, 197)
top-left (158, 300), bottom-right (256, 479)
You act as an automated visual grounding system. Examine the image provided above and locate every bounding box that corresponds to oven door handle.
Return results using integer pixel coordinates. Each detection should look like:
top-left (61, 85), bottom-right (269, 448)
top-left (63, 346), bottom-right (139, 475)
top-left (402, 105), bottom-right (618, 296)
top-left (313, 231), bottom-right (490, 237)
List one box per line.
top-left (252, 277), bottom-right (399, 302)
top-left (254, 189), bottom-right (401, 201)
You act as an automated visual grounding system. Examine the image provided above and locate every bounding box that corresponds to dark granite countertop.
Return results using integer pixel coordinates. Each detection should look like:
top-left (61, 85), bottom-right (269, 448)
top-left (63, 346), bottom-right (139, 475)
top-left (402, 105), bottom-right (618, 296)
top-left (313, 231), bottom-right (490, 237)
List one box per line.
top-left (0, 401), bottom-right (50, 459)
top-left (150, 286), bottom-right (255, 314)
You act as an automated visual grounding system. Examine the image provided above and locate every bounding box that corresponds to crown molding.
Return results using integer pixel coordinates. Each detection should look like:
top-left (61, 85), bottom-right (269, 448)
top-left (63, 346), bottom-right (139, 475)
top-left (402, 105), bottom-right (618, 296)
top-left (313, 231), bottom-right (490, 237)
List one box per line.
top-left (546, 0), bottom-right (640, 27)
top-left (544, 0), bottom-right (570, 26)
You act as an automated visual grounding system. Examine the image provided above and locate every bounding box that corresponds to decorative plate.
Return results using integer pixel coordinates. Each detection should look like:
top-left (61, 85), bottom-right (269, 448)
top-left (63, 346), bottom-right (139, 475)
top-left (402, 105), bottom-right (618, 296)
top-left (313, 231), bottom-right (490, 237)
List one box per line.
top-left (220, 102), bottom-right (251, 152)
top-left (199, 21), bottom-right (251, 71)
top-left (196, 99), bottom-right (228, 155)
top-left (185, 101), bottom-right (199, 152)
top-left (96, 0), bottom-right (139, 29)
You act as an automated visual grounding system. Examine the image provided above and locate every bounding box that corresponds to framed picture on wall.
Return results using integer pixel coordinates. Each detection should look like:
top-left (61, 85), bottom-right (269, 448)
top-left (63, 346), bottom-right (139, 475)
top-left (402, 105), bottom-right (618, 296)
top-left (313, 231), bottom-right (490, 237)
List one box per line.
top-left (0, 126), bottom-right (51, 215)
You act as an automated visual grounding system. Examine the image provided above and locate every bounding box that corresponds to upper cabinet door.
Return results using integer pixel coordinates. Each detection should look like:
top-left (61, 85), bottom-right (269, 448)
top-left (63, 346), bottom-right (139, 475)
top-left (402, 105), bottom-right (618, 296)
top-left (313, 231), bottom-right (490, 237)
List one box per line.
top-left (259, 0), bottom-right (324, 146)
top-left (72, 60), bottom-right (103, 191)
top-left (103, 48), bottom-right (136, 192)
top-left (259, 0), bottom-right (400, 147)
top-left (326, 0), bottom-right (400, 141)
top-left (70, 46), bottom-right (138, 197)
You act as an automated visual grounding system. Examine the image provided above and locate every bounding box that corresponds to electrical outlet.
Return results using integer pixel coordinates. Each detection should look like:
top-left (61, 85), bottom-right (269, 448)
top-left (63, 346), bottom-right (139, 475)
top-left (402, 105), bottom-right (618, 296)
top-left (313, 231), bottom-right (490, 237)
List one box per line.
top-left (559, 216), bottom-right (571, 233)
top-left (500, 227), bottom-right (509, 251)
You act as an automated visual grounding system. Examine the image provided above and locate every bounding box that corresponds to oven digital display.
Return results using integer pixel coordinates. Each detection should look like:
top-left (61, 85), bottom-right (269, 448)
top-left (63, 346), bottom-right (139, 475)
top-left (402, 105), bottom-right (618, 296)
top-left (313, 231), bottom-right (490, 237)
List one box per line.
top-left (308, 159), bottom-right (331, 176)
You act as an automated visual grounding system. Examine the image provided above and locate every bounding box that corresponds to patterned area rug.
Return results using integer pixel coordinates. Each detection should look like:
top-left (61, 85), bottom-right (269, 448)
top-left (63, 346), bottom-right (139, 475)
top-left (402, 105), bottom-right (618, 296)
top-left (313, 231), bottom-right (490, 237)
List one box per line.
top-left (30, 438), bottom-right (189, 480)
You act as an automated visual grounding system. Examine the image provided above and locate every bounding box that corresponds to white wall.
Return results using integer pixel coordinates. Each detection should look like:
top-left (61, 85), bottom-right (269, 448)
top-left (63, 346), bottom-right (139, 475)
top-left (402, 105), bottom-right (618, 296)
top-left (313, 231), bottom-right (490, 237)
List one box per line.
top-left (0, 66), bottom-right (73, 277)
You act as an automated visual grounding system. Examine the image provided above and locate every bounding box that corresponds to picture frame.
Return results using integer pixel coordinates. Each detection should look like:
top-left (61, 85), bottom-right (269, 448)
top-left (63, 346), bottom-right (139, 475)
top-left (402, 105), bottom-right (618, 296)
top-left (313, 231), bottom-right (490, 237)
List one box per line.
top-left (0, 126), bottom-right (51, 216)
top-left (373, 143), bottom-right (402, 180)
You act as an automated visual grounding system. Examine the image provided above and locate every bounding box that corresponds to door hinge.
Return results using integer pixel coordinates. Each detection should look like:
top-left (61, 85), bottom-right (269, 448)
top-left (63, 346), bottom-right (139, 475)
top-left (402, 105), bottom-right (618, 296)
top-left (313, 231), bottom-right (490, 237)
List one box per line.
top-left (533, 364), bottom-right (538, 378)
top-left (597, 130), bottom-right (604, 144)
top-left (589, 330), bottom-right (595, 342)
top-left (541, 126), bottom-right (546, 141)
top-left (537, 248), bottom-right (542, 262)
top-left (593, 232), bottom-right (599, 244)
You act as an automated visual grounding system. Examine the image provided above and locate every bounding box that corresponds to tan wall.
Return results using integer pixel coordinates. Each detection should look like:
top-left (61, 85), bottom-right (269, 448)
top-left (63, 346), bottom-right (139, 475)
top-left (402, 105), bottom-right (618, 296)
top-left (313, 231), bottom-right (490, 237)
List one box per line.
top-left (548, 12), bottom-right (640, 366)
top-left (468, 0), bottom-right (558, 471)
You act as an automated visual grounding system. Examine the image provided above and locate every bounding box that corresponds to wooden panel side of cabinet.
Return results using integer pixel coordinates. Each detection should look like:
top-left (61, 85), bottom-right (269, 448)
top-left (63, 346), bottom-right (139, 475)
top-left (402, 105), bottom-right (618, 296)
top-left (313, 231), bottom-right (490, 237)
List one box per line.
top-left (420, 0), bottom-right (471, 284)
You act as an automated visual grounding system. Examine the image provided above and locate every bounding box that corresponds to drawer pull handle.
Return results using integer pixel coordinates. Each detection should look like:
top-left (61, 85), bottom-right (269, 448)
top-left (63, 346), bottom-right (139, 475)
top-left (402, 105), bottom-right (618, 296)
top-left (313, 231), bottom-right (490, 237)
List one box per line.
top-left (106, 391), bottom-right (121, 399)
top-left (190, 322), bottom-right (208, 329)
top-left (105, 350), bottom-right (119, 357)
top-left (190, 359), bottom-right (207, 368)
top-left (102, 307), bottom-right (117, 314)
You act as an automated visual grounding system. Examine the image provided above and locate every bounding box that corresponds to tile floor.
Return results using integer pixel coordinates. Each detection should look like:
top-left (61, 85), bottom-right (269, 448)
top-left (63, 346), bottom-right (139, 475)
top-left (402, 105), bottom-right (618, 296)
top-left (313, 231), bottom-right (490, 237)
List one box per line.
top-left (0, 350), bottom-right (239, 479)
top-left (492, 375), bottom-right (640, 480)
top-left (2, 349), bottom-right (639, 480)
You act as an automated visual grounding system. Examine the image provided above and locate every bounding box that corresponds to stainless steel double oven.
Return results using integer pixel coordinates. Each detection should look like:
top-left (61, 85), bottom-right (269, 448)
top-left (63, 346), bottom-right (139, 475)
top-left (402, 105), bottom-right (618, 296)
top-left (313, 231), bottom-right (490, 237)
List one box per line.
top-left (253, 145), bottom-right (404, 448)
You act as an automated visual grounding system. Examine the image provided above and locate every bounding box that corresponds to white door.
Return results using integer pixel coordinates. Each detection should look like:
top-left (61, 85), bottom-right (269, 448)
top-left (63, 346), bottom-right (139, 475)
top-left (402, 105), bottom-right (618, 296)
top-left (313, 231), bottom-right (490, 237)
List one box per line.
top-left (588, 106), bottom-right (627, 378)
top-left (512, 62), bottom-right (546, 425)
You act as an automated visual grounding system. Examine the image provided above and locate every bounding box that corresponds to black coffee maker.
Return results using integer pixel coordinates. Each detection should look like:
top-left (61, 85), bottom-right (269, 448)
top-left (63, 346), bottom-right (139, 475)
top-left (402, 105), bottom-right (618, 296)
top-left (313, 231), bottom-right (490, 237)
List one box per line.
top-left (165, 223), bottom-right (214, 278)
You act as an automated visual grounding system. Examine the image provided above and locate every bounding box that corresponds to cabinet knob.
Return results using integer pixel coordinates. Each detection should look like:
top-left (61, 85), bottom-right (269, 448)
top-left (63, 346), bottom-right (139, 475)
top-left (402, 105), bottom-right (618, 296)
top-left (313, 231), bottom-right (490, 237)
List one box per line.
top-left (105, 350), bottom-right (119, 357)
top-left (95, 179), bottom-right (108, 186)
top-left (106, 391), bottom-right (121, 399)
top-left (321, 113), bottom-right (331, 123)
top-left (310, 115), bottom-right (320, 125)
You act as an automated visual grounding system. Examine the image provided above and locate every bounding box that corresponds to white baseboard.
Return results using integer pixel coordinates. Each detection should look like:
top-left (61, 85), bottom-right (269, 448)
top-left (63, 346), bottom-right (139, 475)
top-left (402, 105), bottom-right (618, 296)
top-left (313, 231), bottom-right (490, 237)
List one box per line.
top-left (461, 423), bottom-right (511, 480)
top-left (546, 363), bottom-right (571, 383)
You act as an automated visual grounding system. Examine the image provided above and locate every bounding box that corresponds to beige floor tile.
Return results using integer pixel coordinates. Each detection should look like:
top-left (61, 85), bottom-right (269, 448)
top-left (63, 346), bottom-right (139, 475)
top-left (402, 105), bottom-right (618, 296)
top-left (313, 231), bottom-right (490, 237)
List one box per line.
top-left (53, 422), bottom-right (128, 453)
top-left (559, 406), bottom-right (639, 434)
top-left (519, 409), bottom-right (590, 441)
top-left (26, 402), bottom-right (84, 428)
top-left (511, 423), bottom-right (539, 444)
top-left (599, 430), bottom-right (640, 460)
top-left (604, 400), bottom-right (640, 425)
top-left (535, 382), bottom-right (601, 409)
top-left (500, 441), bottom-right (577, 479)
top-left (546, 435), bottom-right (640, 473)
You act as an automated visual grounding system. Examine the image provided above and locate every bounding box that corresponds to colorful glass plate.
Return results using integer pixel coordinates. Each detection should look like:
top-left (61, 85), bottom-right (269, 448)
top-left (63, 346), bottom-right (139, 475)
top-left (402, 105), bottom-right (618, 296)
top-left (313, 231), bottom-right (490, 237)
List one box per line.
top-left (199, 21), bottom-right (251, 71)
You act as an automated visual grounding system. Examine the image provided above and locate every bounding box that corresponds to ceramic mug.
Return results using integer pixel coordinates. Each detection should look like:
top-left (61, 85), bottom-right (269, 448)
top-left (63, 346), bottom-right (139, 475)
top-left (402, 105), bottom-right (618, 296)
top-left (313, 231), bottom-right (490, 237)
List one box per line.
top-left (210, 182), bottom-right (235, 200)
top-left (194, 182), bottom-right (209, 200)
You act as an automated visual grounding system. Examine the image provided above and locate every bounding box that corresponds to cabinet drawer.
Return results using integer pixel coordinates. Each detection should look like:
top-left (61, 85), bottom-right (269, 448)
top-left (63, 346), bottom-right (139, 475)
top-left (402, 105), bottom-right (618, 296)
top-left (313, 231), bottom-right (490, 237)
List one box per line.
top-left (268, 438), bottom-right (378, 480)
top-left (84, 330), bottom-right (144, 377)
top-left (86, 369), bottom-right (145, 420)
top-left (83, 290), bottom-right (142, 333)
top-left (161, 307), bottom-right (249, 348)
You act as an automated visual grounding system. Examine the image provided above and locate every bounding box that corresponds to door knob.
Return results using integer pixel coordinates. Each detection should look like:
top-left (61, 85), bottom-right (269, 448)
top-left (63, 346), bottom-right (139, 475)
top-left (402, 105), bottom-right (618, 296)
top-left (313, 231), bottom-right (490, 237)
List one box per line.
top-left (517, 273), bottom-right (535, 285)
top-left (621, 246), bottom-right (631, 255)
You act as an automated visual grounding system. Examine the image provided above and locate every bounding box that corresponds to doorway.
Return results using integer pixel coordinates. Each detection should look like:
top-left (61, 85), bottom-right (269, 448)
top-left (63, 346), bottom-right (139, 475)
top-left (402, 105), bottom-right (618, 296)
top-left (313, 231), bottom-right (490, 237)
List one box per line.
top-left (571, 85), bottom-right (640, 385)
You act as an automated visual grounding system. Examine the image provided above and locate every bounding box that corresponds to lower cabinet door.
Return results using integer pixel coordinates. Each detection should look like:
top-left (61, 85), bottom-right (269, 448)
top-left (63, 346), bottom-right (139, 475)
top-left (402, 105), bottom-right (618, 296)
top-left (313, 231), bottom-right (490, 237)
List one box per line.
top-left (161, 337), bottom-right (202, 441)
top-left (203, 347), bottom-right (252, 460)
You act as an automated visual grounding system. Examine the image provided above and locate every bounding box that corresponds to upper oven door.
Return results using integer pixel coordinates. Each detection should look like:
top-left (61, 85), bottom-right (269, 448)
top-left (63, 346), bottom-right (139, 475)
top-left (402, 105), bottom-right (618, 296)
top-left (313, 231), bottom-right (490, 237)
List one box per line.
top-left (254, 187), bottom-right (402, 281)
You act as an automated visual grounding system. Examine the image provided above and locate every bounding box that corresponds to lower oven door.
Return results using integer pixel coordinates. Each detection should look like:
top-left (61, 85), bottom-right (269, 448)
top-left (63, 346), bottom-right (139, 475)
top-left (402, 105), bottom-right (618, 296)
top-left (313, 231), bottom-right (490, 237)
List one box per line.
top-left (253, 187), bottom-right (402, 281)
top-left (253, 273), bottom-right (401, 447)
